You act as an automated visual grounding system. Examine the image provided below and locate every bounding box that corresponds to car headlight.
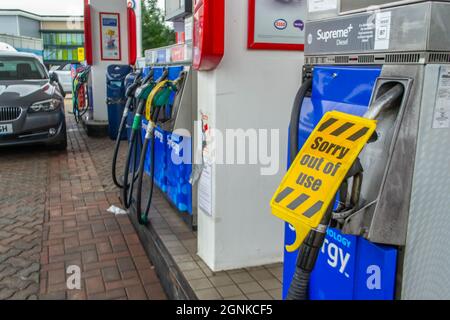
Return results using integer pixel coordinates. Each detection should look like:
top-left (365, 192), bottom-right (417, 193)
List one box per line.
top-left (29, 99), bottom-right (61, 112)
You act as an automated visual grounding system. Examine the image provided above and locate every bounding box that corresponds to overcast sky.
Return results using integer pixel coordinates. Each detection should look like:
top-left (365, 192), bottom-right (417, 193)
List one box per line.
top-left (0, 0), bottom-right (165, 15)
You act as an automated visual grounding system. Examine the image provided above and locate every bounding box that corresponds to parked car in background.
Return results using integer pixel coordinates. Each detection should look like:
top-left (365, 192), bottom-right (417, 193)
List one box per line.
top-left (0, 42), bottom-right (17, 52)
top-left (49, 63), bottom-right (72, 97)
top-left (0, 52), bottom-right (67, 150)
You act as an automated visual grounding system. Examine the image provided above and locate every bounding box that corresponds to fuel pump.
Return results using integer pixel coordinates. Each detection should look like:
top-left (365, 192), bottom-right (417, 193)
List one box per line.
top-left (111, 69), bottom-right (143, 189)
top-left (72, 65), bottom-right (92, 123)
top-left (122, 69), bottom-right (169, 209)
top-left (273, 0), bottom-right (450, 300)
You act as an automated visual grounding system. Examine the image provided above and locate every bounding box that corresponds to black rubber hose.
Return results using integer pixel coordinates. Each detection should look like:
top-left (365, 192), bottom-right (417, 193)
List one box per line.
top-left (113, 73), bottom-right (145, 188)
top-left (286, 262), bottom-right (311, 301)
top-left (287, 207), bottom-right (333, 300)
top-left (289, 78), bottom-right (312, 164)
top-left (135, 135), bottom-right (151, 224)
top-left (122, 127), bottom-right (136, 208)
top-left (122, 100), bottom-right (145, 209)
top-left (122, 70), bottom-right (168, 208)
top-left (285, 78), bottom-right (313, 300)
top-left (128, 130), bottom-right (143, 206)
top-left (135, 108), bottom-right (160, 225)
top-left (112, 98), bottom-right (132, 188)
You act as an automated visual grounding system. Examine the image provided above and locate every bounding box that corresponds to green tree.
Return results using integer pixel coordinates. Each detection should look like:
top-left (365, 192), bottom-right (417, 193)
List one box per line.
top-left (141, 0), bottom-right (176, 53)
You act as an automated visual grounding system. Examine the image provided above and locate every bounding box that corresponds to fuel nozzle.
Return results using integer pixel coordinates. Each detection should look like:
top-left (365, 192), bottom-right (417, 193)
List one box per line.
top-left (141, 69), bottom-right (155, 85)
top-left (333, 159), bottom-right (364, 223)
top-left (364, 83), bottom-right (404, 120)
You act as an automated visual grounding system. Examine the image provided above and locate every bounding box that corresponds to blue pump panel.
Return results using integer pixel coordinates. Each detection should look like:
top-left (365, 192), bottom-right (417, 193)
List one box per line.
top-left (142, 66), bottom-right (151, 77)
top-left (166, 133), bottom-right (193, 214)
top-left (165, 66), bottom-right (192, 214)
top-left (283, 66), bottom-right (398, 300)
top-left (309, 228), bottom-right (358, 300)
top-left (152, 67), bottom-right (164, 81)
top-left (142, 125), bottom-right (168, 192)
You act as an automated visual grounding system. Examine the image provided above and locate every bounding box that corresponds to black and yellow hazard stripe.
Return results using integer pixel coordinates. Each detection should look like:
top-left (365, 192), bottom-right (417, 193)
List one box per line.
top-left (318, 117), bottom-right (372, 142)
top-left (274, 187), bottom-right (324, 219)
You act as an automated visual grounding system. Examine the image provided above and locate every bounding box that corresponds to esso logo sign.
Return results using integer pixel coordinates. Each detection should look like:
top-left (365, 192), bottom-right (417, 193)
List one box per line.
top-left (274, 19), bottom-right (287, 30)
top-left (127, 0), bottom-right (136, 9)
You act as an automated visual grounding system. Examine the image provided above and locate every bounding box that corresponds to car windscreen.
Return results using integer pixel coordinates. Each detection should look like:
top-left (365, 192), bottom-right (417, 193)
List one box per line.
top-left (0, 57), bottom-right (47, 81)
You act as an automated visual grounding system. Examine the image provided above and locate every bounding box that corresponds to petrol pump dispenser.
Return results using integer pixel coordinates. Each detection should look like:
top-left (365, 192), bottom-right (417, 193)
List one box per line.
top-left (122, 62), bottom-right (197, 227)
top-left (274, 0), bottom-right (450, 300)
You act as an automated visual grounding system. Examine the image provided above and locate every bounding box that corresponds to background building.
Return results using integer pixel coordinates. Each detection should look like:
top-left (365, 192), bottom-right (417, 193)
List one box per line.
top-left (0, 9), bottom-right (84, 68)
top-left (41, 16), bottom-right (84, 67)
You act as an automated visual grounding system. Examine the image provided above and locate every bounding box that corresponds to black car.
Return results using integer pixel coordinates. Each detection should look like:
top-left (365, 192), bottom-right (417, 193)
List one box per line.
top-left (0, 52), bottom-right (67, 149)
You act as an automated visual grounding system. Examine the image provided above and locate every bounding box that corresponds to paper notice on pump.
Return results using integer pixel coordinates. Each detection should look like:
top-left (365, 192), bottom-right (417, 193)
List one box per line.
top-left (374, 12), bottom-right (391, 50)
top-left (308, 0), bottom-right (338, 12)
top-left (433, 66), bottom-right (450, 129)
top-left (199, 163), bottom-right (213, 216)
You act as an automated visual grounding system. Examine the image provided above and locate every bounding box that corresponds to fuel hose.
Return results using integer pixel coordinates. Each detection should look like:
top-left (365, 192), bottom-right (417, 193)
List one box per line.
top-left (111, 71), bottom-right (143, 188)
top-left (286, 207), bottom-right (332, 300)
top-left (289, 78), bottom-right (312, 165)
top-left (135, 79), bottom-right (180, 225)
top-left (122, 70), bottom-right (168, 209)
top-left (286, 77), bottom-right (316, 300)
top-left (122, 98), bottom-right (145, 209)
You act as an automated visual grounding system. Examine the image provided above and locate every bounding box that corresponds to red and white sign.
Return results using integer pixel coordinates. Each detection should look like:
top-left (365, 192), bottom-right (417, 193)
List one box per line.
top-left (248, 0), bottom-right (306, 51)
top-left (171, 46), bottom-right (186, 62)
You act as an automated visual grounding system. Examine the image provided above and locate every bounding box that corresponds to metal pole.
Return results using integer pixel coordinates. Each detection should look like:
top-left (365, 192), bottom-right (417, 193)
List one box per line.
top-left (135, 0), bottom-right (143, 58)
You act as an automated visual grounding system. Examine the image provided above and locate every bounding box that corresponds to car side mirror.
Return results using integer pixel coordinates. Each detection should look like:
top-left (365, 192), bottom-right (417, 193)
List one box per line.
top-left (49, 72), bottom-right (58, 83)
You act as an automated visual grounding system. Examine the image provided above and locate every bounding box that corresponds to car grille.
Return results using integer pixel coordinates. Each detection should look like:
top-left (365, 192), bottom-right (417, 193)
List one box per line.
top-left (0, 107), bottom-right (22, 122)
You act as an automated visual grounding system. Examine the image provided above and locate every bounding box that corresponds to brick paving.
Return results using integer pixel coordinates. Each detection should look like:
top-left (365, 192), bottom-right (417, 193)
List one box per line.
top-left (0, 105), bottom-right (166, 300)
top-left (0, 146), bottom-right (48, 300)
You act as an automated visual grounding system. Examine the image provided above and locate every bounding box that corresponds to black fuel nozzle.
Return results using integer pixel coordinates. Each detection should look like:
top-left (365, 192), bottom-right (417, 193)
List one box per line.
top-left (332, 158), bottom-right (364, 222)
top-left (134, 68), bottom-right (142, 79)
top-left (157, 68), bottom-right (169, 83)
top-left (174, 71), bottom-right (187, 87)
top-left (141, 69), bottom-right (155, 85)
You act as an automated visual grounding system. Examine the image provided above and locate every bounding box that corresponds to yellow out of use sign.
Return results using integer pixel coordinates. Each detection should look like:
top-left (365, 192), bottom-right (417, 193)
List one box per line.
top-left (77, 47), bottom-right (85, 62)
top-left (271, 111), bottom-right (377, 252)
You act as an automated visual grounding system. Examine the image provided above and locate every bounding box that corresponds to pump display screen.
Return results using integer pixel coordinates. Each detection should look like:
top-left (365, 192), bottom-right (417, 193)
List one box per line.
top-left (340, 0), bottom-right (409, 12)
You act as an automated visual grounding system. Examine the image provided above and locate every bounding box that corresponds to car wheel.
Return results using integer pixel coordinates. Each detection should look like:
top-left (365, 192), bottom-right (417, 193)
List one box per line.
top-left (53, 123), bottom-right (68, 151)
top-left (55, 136), bottom-right (68, 151)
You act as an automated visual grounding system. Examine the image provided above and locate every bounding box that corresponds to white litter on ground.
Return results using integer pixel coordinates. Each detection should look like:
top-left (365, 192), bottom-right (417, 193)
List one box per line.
top-left (107, 205), bottom-right (128, 215)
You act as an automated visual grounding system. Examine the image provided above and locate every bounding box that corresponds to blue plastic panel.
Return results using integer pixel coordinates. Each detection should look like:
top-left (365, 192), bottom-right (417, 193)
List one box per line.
top-left (142, 125), bottom-right (168, 192)
top-left (309, 228), bottom-right (358, 300)
top-left (166, 133), bottom-right (192, 214)
top-left (139, 65), bottom-right (192, 214)
top-left (142, 66), bottom-right (151, 77)
top-left (283, 65), bottom-right (397, 300)
top-left (153, 66), bottom-right (164, 81)
top-left (353, 238), bottom-right (397, 300)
